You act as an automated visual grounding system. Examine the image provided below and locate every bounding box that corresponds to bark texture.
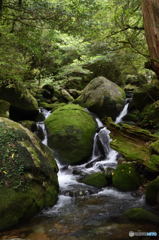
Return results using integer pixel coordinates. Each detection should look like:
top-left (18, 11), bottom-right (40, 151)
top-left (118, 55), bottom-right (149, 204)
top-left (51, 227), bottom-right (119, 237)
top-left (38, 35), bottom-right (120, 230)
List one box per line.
top-left (142, 0), bottom-right (159, 77)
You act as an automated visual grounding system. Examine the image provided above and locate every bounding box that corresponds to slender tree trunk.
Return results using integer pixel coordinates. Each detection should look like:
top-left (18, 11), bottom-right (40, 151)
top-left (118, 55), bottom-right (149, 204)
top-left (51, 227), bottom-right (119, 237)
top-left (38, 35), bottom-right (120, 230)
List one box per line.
top-left (142, 0), bottom-right (159, 78)
top-left (18, 0), bottom-right (22, 7)
top-left (0, 0), bottom-right (3, 17)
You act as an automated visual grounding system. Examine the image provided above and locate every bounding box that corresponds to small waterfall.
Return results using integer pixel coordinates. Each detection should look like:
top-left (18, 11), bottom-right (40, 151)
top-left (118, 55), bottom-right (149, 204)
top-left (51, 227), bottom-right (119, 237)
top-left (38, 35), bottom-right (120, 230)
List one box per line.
top-left (36, 108), bottom-right (51, 145)
top-left (91, 117), bottom-right (110, 161)
top-left (115, 102), bottom-right (129, 124)
top-left (89, 101), bottom-right (130, 170)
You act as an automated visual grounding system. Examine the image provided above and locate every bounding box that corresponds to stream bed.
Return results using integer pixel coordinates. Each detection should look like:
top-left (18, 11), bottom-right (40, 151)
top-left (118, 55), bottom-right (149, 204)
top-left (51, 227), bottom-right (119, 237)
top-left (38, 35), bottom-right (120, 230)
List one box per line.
top-left (0, 105), bottom-right (158, 240)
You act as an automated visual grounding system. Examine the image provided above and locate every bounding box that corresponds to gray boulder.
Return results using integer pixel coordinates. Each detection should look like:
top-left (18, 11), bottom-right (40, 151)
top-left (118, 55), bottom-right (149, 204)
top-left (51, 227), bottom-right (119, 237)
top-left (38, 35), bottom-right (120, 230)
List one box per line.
top-left (76, 76), bottom-right (125, 119)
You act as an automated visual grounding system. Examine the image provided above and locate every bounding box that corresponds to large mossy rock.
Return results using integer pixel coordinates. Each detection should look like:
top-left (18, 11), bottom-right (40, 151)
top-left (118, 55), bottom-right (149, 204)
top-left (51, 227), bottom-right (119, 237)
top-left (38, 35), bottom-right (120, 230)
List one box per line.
top-left (0, 117), bottom-right (59, 231)
top-left (112, 163), bottom-right (141, 191)
top-left (0, 81), bottom-right (38, 120)
top-left (45, 104), bottom-right (97, 165)
top-left (76, 76), bottom-right (125, 119)
top-left (145, 177), bottom-right (159, 205)
top-left (80, 172), bottom-right (108, 188)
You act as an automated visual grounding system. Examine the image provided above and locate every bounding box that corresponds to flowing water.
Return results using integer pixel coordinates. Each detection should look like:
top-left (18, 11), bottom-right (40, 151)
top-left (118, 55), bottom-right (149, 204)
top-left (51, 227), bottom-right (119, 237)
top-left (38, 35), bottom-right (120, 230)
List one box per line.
top-left (0, 104), bottom-right (156, 240)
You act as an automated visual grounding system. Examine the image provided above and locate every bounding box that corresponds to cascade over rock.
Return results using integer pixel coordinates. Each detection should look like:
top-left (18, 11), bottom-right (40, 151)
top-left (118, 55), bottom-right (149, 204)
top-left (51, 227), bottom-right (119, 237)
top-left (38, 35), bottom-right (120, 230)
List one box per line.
top-left (0, 117), bottom-right (59, 231)
top-left (76, 76), bottom-right (125, 119)
top-left (45, 104), bottom-right (97, 165)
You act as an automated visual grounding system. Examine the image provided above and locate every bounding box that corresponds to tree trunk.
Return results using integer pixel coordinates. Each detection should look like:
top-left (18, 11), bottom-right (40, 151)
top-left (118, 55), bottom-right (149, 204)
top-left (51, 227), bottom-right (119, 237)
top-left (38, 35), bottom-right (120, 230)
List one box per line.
top-left (0, 0), bottom-right (3, 17)
top-left (142, 0), bottom-right (159, 78)
top-left (18, 0), bottom-right (22, 7)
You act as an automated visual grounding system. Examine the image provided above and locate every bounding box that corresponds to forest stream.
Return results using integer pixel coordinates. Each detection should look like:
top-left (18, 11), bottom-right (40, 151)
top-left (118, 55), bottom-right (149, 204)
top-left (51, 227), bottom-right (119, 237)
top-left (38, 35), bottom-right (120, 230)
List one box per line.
top-left (0, 105), bottom-right (158, 240)
top-left (2, 1), bottom-right (159, 239)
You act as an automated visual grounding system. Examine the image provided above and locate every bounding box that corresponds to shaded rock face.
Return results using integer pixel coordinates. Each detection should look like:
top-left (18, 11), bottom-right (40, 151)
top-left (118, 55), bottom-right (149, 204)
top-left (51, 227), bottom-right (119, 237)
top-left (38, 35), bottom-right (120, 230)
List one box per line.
top-left (0, 100), bottom-right (10, 118)
top-left (146, 176), bottom-right (159, 205)
top-left (0, 82), bottom-right (39, 121)
top-left (45, 104), bottom-right (97, 165)
top-left (0, 117), bottom-right (59, 231)
top-left (124, 208), bottom-right (159, 224)
top-left (76, 76), bottom-right (125, 119)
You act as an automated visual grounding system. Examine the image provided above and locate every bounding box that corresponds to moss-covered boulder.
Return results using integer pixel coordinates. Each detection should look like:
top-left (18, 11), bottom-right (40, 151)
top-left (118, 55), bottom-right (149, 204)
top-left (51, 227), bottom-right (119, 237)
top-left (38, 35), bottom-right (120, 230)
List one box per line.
top-left (124, 208), bottom-right (159, 224)
top-left (0, 100), bottom-right (10, 118)
top-left (112, 163), bottom-right (141, 191)
top-left (0, 81), bottom-right (38, 121)
top-left (145, 177), bottom-right (159, 205)
top-left (45, 104), bottom-right (97, 165)
top-left (80, 172), bottom-right (108, 188)
top-left (0, 117), bottom-right (59, 231)
top-left (76, 76), bottom-right (125, 119)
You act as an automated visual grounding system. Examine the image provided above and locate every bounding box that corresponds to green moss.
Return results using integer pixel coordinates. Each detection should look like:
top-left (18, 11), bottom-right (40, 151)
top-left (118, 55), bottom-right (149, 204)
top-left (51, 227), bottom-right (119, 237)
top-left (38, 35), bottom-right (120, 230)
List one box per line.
top-left (106, 119), bottom-right (155, 167)
top-left (111, 134), bottom-right (149, 163)
top-left (147, 155), bottom-right (159, 172)
top-left (0, 117), bottom-right (59, 230)
top-left (112, 163), bottom-right (141, 191)
top-left (0, 183), bottom-right (58, 231)
top-left (81, 172), bottom-right (108, 188)
top-left (124, 208), bottom-right (159, 224)
top-left (45, 104), bottom-right (97, 165)
top-left (145, 176), bottom-right (159, 205)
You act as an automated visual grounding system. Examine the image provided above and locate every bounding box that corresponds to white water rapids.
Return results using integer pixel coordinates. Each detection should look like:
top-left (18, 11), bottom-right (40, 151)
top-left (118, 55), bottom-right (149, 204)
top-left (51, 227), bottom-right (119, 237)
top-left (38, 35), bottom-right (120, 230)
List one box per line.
top-left (37, 102), bottom-right (144, 215)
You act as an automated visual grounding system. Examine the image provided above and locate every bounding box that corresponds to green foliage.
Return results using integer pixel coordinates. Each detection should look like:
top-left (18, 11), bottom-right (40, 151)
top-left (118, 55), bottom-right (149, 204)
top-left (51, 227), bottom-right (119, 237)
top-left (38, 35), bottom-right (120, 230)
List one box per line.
top-left (0, 0), bottom-right (152, 90)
